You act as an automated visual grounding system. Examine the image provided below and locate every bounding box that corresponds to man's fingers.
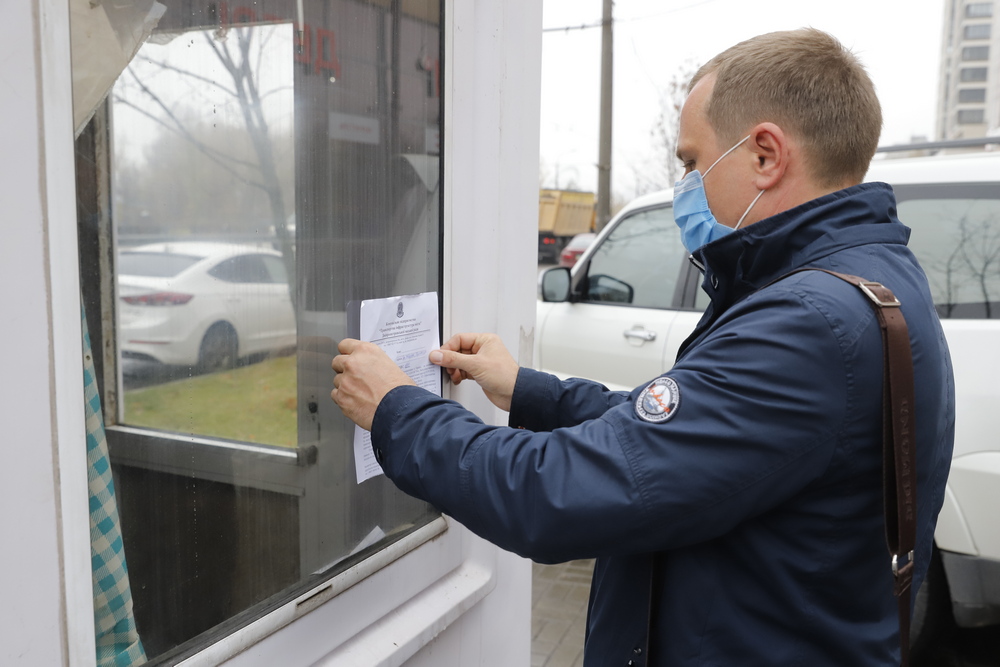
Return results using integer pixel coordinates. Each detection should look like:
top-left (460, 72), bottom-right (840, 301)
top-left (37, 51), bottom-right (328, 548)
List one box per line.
top-left (441, 332), bottom-right (493, 355)
top-left (337, 338), bottom-right (362, 354)
top-left (331, 354), bottom-right (347, 374)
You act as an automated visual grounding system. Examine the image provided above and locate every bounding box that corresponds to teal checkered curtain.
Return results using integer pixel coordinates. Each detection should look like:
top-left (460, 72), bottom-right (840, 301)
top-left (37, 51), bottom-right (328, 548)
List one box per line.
top-left (83, 305), bottom-right (146, 666)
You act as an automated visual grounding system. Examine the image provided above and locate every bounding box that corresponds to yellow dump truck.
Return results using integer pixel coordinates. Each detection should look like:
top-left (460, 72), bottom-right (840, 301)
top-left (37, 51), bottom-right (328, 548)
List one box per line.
top-left (538, 189), bottom-right (596, 262)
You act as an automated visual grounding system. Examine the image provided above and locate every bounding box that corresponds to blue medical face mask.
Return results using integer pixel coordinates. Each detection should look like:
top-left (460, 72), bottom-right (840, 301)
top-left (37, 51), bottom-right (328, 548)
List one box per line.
top-left (673, 135), bottom-right (766, 253)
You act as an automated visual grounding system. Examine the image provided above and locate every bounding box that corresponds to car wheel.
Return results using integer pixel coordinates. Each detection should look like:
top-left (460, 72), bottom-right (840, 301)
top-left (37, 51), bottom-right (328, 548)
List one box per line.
top-left (199, 323), bottom-right (238, 372)
top-left (911, 545), bottom-right (955, 664)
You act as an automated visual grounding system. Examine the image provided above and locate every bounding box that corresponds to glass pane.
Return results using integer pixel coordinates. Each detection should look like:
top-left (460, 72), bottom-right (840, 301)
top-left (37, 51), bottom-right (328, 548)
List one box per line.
top-left (584, 206), bottom-right (683, 309)
top-left (958, 88), bottom-right (987, 103)
top-left (960, 67), bottom-right (988, 82)
top-left (897, 193), bottom-right (1000, 318)
top-left (83, 1), bottom-right (442, 661)
top-left (113, 23), bottom-right (298, 444)
top-left (967, 2), bottom-right (993, 17)
top-left (964, 23), bottom-right (992, 39)
top-left (962, 45), bottom-right (990, 61)
top-left (957, 108), bottom-right (986, 124)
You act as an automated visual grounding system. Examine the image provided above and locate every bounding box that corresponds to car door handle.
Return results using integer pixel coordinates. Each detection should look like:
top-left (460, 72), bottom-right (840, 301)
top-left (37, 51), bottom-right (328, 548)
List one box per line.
top-left (623, 327), bottom-right (656, 342)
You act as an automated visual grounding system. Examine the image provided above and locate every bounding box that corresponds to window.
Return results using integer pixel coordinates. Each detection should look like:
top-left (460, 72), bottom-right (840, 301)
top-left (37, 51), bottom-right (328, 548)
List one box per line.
top-left (75, 1), bottom-right (443, 662)
top-left (958, 108), bottom-right (986, 123)
top-left (582, 206), bottom-right (685, 309)
top-left (963, 45), bottom-right (991, 60)
top-left (895, 184), bottom-right (1000, 318)
top-left (964, 22), bottom-right (992, 39)
top-left (966, 2), bottom-right (993, 18)
top-left (961, 66), bottom-right (989, 81)
top-left (208, 255), bottom-right (277, 283)
top-left (958, 87), bottom-right (987, 103)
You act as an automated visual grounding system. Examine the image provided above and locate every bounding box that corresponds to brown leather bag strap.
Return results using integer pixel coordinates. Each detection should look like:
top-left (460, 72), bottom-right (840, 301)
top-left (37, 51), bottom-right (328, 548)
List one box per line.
top-left (779, 268), bottom-right (917, 667)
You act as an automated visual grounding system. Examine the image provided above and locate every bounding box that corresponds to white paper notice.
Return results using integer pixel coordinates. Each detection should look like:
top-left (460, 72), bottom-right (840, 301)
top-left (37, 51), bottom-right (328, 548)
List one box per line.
top-left (354, 291), bottom-right (441, 483)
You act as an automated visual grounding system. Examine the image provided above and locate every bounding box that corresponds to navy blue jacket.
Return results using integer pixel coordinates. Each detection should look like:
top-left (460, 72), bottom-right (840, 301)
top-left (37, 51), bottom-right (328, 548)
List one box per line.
top-left (371, 183), bottom-right (955, 666)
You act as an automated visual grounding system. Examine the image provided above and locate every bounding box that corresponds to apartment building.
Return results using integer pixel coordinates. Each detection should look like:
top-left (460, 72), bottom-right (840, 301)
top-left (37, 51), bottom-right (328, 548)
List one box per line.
top-left (938, 1), bottom-right (1000, 139)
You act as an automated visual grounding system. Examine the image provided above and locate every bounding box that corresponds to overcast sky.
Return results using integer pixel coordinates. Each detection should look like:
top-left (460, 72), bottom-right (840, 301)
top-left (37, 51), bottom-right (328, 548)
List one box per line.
top-left (540, 0), bottom-right (945, 199)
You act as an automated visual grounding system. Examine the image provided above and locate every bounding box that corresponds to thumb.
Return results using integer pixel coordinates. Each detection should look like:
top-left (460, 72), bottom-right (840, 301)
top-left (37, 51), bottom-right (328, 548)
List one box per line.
top-left (430, 348), bottom-right (479, 374)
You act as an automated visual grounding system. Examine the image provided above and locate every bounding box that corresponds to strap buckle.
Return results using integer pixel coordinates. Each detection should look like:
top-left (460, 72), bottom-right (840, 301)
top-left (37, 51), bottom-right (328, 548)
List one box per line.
top-left (858, 281), bottom-right (901, 307)
top-left (892, 550), bottom-right (914, 578)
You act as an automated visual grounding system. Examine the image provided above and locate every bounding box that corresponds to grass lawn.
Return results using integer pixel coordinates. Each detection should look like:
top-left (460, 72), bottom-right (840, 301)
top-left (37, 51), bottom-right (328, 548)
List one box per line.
top-left (123, 354), bottom-right (298, 448)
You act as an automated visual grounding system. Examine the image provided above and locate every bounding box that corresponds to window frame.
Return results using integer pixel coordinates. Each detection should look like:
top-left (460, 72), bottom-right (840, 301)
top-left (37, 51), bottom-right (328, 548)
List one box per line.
top-left (958, 87), bottom-right (987, 103)
top-left (892, 181), bottom-right (1000, 320)
top-left (961, 45), bottom-right (990, 61)
top-left (572, 202), bottom-right (694, 311)
top-left (957, 108), bottom-right (987, 123)
top-left (960, 66), bottom-right (989, 82)
top-left (74, 4), bottom-right (452, 662)
top-left (965, 2), bottom-right (994, 18)
top-left (963, 22), bottom-right (992, 39)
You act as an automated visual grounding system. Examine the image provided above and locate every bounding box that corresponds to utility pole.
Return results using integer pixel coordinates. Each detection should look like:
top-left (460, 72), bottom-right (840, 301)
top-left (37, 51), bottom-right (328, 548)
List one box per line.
top-left (596, 0), bottom-right (613, 230)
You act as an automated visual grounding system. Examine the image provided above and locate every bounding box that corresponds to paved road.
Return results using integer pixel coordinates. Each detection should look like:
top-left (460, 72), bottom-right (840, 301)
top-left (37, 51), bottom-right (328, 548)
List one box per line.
top-left (531, 560), bottom-right (1000, 666)
top-left (531, 560), bottom-right (591, 667)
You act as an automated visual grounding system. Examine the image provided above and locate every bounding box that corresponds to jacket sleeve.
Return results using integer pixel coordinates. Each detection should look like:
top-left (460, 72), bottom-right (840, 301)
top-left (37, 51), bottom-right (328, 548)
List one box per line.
top-left (507, 367), bottom-right (633, 431)
top-left (371, 283), bottom-right (870, 564)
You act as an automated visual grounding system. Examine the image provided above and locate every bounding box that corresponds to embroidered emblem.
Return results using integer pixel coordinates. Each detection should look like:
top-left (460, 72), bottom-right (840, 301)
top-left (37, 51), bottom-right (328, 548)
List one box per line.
top-left (635, 377), bottom-right (680, 423)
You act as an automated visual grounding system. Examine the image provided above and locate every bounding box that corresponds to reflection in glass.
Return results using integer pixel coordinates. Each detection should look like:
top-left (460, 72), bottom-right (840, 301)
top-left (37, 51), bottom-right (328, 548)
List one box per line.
top-left (112, 23), bottom-right (298, 446)
top-left (79, 2), bottom-right (443, 661)
top-left (541, 267), bottom-right (571, 302)
top-left (898, 195), bottom-right (1000, 318)
top-left (585, 207), bottom-right (683, 309)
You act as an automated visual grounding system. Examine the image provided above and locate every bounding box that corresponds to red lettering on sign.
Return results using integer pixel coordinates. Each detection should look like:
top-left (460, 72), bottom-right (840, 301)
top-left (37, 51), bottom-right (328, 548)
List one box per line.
top-left (216, 4), bottom-right (342, 79)
top-left (315, 28), bottom-right (342, 79)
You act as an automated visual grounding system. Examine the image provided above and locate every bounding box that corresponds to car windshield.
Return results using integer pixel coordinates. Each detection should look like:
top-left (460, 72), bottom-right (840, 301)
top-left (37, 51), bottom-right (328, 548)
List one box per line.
top-left (118, 252), bottom-right (203, 278)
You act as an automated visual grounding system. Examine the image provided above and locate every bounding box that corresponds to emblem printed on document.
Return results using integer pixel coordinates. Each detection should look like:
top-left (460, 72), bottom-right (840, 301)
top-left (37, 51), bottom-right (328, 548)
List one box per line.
top-left (397, 302), bottom-right (404, 318)
top-left (635, 377), bottom-right (680, 423)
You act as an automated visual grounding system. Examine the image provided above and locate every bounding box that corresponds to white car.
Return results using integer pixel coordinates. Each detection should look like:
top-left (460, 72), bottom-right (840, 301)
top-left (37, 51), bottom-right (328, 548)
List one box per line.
top-left (535, 150), bottom-right (1000, 653)
top-left (118, 242), bottom-right (296, 369)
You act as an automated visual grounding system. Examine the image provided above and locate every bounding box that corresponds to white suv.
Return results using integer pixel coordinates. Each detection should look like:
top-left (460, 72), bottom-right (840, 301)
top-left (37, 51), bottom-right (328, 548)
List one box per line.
top-left (535, 150), bottom-right (1000, 653)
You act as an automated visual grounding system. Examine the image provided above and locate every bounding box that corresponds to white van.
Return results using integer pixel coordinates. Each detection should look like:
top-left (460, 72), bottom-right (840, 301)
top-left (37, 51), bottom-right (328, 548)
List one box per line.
top-left (535, 150), bottom-right (1000, 654)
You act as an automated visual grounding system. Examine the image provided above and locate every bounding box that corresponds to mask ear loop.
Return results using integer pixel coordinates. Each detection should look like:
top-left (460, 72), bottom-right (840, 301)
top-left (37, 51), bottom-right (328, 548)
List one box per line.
top-left (735, 189), bottom-right (765, 229)
top-left (704, 135), bottom-right (752, 178)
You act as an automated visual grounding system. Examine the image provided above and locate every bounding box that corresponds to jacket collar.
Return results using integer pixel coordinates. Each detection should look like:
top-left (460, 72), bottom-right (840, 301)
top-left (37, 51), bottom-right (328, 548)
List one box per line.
top-left (690, 182), bottom-right (910, 311)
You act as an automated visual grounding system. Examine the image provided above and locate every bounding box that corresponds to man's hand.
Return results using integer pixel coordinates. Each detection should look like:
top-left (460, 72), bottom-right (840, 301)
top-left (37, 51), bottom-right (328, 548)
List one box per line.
top-left (429, 333), bottom-right (519, 411)
top-left (331, 339), bottom-right (415, 431)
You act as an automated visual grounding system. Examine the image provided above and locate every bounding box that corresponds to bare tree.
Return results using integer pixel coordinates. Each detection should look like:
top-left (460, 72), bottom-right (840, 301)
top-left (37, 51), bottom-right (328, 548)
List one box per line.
top-left (114, 24), bottom-right (297, 309)
top-left (646, 59), bottom-right (702, 192)
top-left (957, 214), bottom-right (1000, 318)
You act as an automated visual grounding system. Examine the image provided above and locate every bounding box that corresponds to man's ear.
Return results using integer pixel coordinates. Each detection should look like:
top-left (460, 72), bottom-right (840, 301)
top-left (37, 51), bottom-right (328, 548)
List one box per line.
top-left (747, 122), bottom-right (787, 190)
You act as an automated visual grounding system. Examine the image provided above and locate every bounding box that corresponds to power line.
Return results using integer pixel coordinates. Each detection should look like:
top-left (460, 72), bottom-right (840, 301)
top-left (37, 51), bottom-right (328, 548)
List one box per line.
top-left (542, 0), bottom-right (726, 33)
top-left (542, 19), bottom-right (607, 33)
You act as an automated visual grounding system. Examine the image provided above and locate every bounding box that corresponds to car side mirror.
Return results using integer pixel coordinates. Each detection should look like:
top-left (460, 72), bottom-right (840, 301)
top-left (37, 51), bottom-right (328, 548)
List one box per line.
top-left (539, 267), bottom-right (571, 302)
top-left (587, 274), bottom-right (634, 304)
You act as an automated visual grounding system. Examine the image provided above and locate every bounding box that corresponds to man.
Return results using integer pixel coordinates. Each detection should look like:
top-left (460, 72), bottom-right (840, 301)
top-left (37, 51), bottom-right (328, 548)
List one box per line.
top-left (331, 29), bottom-right (954, 666)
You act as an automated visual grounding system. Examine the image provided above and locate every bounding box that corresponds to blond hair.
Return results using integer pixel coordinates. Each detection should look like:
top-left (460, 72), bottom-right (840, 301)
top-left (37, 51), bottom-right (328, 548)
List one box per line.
top-left (690, 28), bottom-right (882, 187)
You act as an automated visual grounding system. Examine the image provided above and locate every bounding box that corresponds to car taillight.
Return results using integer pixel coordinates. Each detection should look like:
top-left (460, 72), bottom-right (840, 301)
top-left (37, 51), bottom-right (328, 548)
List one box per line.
top-left (122, 292), bottom-right (193, 306)
top-left (542, 237), bottom-right (556, 245)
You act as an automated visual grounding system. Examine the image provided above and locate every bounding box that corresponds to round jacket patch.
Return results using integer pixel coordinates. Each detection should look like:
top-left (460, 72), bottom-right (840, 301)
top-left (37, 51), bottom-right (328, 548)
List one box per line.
top-left (635, 377), bottom-right (680, 423)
